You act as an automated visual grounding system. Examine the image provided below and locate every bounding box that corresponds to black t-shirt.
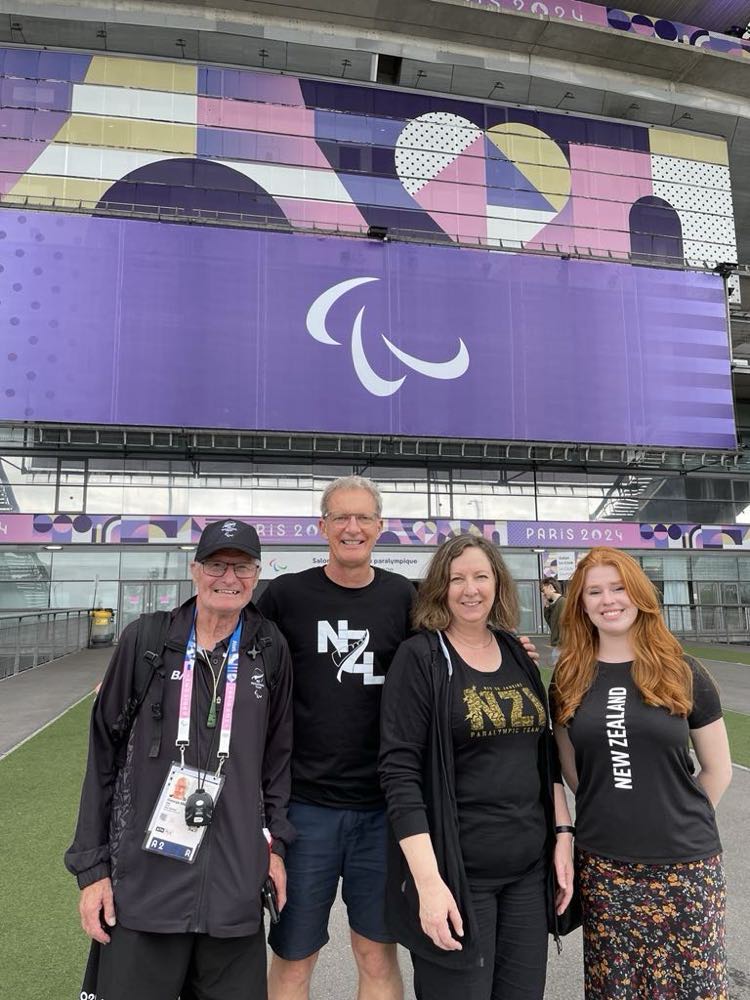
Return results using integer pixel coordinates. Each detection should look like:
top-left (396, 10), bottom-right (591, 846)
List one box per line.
top-left (257, 567), bottom-right (415, 808)
top-left (565, 656), bottom-right (723, 864)
top-left (449, 635), bottom-right (548, 882)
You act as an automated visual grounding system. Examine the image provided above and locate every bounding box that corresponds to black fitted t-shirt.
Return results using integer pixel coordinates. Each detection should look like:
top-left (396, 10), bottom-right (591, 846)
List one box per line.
top-left (257, 567), bottom-right (415, 808)
top-left (565, 656), bottom-right (723, 864)
top-left (449, 635), bottom-right (548, 882)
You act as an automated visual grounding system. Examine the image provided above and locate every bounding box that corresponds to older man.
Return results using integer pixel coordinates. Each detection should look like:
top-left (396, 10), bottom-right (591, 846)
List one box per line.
top-left (66, 518), bottom-right (294, 1000)
top-left (259, 476), bottom-right (412, 1000)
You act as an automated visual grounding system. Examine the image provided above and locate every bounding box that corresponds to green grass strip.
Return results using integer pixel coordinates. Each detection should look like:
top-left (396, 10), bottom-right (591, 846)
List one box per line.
top-left (723, 710), bottom-right (750, 768)
top-left (682, 644), bottom-right (750, 666)
top-left (0, 696), bottom-right (92, 1000)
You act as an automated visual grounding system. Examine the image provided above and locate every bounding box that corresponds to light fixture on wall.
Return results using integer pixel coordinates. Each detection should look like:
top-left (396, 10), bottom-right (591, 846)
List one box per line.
top-left (44, 544), bottom-right (63, 551)
top-left (179, 544), bottom-right (196, 551)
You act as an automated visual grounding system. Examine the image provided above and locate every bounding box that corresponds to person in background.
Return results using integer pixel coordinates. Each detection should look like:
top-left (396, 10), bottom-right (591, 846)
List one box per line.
top-left (541, 577), bottom-right (566, 665)
top-left (379, 534), bottom-right (573, 1000)
top-left (551, 546), bottom-right (732, 1000)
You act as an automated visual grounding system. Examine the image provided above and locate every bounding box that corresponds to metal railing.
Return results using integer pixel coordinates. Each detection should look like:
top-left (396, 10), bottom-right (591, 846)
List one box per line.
top-left (0, 192), bottom-right (739, 273)
top-left (0, 609), bottom-right (91, 681)
top-left (664, 604), bottom-right (750, 645)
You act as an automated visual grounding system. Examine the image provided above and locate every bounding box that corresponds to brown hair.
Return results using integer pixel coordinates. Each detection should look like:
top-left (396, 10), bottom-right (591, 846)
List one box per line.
top-left (551, 547), bottom-right (692, 724)
top-left (413, 534), bottom-right (520, 632)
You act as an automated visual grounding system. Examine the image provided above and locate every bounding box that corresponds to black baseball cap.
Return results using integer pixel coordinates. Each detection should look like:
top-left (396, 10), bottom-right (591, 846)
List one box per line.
top-left (195, 519), bottom-right (262, 562)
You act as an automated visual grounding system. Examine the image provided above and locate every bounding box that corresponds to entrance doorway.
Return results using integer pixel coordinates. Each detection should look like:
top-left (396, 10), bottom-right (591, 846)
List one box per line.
top-left (117, 580), bottom-right (191, 635)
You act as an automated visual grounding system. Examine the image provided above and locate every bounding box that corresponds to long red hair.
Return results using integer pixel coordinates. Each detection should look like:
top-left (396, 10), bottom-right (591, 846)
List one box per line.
top-left (552, 547), bottom-right (692, 724)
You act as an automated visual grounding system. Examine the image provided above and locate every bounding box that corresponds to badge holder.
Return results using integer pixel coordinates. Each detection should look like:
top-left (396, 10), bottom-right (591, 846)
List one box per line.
top-left (143, 763), bottom-right (225, 863)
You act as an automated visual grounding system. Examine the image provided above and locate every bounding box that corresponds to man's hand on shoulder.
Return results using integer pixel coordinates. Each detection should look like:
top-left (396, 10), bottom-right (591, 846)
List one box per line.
top-left (518, 635), bottom-right (539, 664)
top-left (80, 876), bottom-right (116, 944)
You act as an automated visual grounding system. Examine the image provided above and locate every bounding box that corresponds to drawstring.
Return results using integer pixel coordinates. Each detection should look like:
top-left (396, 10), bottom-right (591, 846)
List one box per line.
top-left (436, 631), bottom-right (453, 678)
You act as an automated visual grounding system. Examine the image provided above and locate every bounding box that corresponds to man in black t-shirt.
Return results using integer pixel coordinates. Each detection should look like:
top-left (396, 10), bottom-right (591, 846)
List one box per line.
top-left (259, 476), bottom-right (413, 1000)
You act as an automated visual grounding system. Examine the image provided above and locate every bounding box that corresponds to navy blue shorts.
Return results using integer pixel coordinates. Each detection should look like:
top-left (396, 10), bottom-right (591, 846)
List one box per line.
top-left (268, 801), bottom-right (394, 961)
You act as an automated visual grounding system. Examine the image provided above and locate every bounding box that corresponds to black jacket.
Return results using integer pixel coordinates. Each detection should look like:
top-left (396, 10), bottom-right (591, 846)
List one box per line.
top-left (65, 598), bottom-right (294, 937)
top-left (378, 629), bottom-right (561, 968)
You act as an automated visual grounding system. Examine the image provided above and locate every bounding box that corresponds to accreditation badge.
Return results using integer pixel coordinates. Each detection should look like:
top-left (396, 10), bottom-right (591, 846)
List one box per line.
top-left (142, 763), bottom-right (225, 863)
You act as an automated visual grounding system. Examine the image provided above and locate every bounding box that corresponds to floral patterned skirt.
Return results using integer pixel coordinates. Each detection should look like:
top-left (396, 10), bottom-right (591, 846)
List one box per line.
top-left (577, 850), bottom-right (727, 1000)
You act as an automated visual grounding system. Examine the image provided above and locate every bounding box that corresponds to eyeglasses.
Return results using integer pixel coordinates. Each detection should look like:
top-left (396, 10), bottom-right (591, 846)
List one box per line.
top-left (324, 513), bottom-right (380, 527)
top-left (201, 560), bottom-right (258, 579)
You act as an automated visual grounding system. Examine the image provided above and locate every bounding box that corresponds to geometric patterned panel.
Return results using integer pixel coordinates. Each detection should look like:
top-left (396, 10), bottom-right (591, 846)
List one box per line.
top-left (0, 45), bottom-right (738, 267)
top-left (651, 155), bottom-right (737, 265)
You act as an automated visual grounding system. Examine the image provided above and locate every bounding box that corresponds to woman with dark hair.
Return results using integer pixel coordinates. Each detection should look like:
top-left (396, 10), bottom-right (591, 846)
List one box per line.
top-left (379, 534), bottom-right (574, 1000)
top-left (551, 546), bottom-right (732, 1000)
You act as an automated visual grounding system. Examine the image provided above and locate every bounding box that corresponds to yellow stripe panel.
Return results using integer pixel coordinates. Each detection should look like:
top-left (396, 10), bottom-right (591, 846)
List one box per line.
top-left (6, 174), bottom-right (112, 205)
top-left (487, 124), bottom-right (571, 212)
top-left (84, 55), bottom-right (196, 94)
top-left (55, 115), bottom-right (196, 156)
top-left (649, 129), bottom-right (728, 166)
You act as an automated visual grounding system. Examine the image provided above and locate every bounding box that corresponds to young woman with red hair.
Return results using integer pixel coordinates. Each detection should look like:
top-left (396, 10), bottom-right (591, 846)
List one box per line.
top-left (551, 547), bottom-right (732, 1000)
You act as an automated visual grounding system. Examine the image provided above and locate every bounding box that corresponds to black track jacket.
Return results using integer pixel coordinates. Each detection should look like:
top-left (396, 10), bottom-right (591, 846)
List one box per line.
top-left (65, 598), bottom-right (294, 937)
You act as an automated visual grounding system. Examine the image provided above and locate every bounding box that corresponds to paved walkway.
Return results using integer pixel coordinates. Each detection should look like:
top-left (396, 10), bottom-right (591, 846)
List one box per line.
top-left (0, 646), bottom-right (109, 758)
top-left (700, 657), bottom-right (750, 715)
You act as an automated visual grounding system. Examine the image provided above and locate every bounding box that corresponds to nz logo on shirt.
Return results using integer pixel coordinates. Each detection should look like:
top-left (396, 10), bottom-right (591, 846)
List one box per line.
top-left (317, 620), bottom-right (384, 686)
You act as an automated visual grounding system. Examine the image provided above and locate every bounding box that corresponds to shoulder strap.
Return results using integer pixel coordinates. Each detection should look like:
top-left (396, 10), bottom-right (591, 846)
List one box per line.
top-left (137, 611), bottom-right (173, 759)
top-left (253, 620), bottom-right (278, 691)
top-left (110, 611), bottom-right (172, 757)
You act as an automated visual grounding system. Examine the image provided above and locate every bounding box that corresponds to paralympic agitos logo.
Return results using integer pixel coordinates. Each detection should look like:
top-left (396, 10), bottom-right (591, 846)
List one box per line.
top-left (305, 277), bottom-right (469, 398)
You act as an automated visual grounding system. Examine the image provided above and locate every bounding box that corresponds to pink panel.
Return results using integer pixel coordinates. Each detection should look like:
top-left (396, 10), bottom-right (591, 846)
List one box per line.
top-left (198, 98), bottom-right (336, 176)
top-left (199, 98), bottom-right (317, 142)
top-left (530, 145), bottom-right (652, 256)
top-left (275, 196), bottom-right (367, 233)
top-left (410, 133), bottom-right (487, 243)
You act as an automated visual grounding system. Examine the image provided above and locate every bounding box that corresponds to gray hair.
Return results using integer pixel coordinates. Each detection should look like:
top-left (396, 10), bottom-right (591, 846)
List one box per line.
top-left (320, 476), bottom-right (383, 517)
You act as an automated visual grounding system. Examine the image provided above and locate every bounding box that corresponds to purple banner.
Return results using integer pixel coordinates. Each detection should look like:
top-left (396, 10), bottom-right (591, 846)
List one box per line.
top-left (2, 514), bottom-right (748, 551)
top-left (459, 1), bottom-right (750, 59)
top-left (0, 208), bottom-right (734, 449)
